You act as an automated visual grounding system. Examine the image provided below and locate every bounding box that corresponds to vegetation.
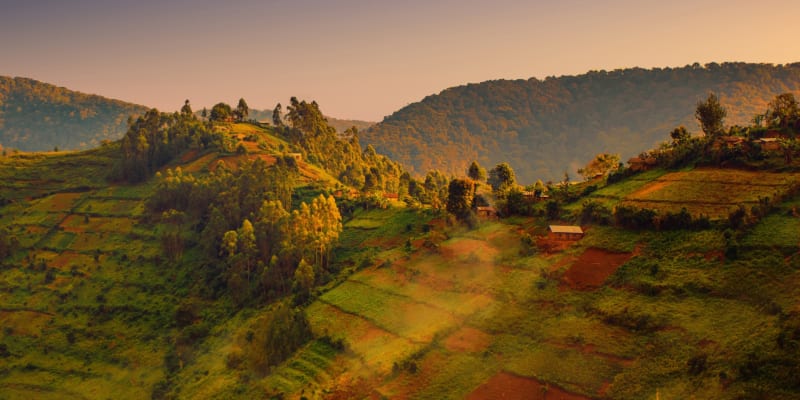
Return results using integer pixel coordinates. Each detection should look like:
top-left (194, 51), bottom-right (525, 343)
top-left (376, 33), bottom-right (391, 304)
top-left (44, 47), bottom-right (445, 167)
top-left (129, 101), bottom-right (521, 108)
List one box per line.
top-left (0, 76), bottom-right (148, 151)
top-left (362, 62), bottom-right (800, 181)
top-left (2, 78), bottom-right (800, 400)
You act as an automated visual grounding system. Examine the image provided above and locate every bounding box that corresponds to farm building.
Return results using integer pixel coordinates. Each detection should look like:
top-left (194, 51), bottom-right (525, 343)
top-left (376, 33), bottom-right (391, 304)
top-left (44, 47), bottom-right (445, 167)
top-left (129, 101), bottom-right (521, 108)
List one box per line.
top-left (712, 136), bottom-right (746, 150)
top-left (758, 138), bottom-right (781, 151)
top-left (476, 206), bottom-right (497, 218)
top-left (548, 225), bottom-right (584, 240)
top-left (628, 156), bottom-right (657, 172)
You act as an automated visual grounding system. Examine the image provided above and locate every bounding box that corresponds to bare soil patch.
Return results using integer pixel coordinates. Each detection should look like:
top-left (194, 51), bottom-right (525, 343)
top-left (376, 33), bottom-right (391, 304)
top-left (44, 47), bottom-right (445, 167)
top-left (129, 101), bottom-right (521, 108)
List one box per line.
top-left (443, 326), bottom-right (491, 353)
top-left (466, 372), bottom-right (591, 400)
top-left (178, 149), bottom-right (200, 163)
top-left (439, 238), bottom-right (498, 264)
top-left (183, 152), bottom-right (218, 172)
top-left (561, 248), bottom-right (633, 290)
top-left (627, 179), bottom-right (672, 199)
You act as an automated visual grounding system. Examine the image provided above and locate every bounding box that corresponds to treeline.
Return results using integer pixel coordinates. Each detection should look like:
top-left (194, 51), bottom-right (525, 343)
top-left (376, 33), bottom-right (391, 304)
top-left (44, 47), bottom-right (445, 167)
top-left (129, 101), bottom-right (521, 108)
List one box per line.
top-left (362, 62), bottom-right (800, 181)
top-left (277, 97), bottom-right (406, 194)
top-left (0, 76), bottom-right (148, 151)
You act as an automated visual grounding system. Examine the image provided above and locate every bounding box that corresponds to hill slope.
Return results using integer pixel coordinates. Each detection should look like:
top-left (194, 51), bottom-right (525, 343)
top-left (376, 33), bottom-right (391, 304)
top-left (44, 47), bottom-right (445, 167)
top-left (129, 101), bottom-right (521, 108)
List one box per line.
top-left (361, 62), bottom-right (800, 181)
top-left (0, 77), bottom-right (148, 151)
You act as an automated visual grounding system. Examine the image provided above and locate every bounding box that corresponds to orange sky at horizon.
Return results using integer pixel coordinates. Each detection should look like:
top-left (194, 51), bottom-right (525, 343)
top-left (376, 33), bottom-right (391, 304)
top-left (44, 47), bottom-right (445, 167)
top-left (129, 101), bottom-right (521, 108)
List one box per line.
top-left (1, 0), bottom-right (798, 120)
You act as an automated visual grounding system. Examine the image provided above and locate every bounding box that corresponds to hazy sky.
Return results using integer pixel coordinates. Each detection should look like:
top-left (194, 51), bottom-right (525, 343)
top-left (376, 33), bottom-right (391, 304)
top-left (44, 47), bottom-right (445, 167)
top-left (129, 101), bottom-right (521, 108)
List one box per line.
top-left (2, 0), bottom-right (799, 121)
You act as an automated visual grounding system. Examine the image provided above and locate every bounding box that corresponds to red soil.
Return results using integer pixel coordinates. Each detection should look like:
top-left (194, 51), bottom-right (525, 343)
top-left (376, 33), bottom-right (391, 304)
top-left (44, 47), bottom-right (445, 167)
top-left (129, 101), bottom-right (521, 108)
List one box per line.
top-left (561, 248), bottom-right (633, 290)
top-left (466, 372), bottom-right (591, 400)
top-left (178, 149), bottom-right (200, 163)
top-left (443, 326), bottom-right (491, 353)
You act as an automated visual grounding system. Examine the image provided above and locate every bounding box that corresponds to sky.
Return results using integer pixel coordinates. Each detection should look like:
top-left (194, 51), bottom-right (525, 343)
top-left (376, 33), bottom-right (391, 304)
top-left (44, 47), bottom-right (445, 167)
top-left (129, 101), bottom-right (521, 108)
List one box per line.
top-left (1, 0), bottom-right (799, 121)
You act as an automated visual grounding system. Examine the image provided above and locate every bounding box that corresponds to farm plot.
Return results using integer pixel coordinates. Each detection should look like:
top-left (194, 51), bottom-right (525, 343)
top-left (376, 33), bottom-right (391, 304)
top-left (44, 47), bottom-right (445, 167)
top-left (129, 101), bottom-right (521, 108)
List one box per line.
top-left (60, 215), bottom-right (135, 233)
top-left (74, 199), bottom-right (144, 217)
top-left (27, 192), bottom-right (85, 213)
top-left (318, 280), bottom-right (458, 343)
top-left (621, 169), bottom-right (800, 218)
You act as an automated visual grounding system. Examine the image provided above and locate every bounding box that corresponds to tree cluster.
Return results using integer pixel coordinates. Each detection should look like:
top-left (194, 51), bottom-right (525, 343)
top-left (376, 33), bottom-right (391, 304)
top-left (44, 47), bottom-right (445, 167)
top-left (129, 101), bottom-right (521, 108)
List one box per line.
top-left (118, 103), bottom-right (219, 182)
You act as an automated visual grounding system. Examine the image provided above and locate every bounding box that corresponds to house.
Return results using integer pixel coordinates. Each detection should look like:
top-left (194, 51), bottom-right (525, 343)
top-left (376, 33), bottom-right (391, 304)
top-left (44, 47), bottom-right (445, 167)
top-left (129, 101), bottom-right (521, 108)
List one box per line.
top-left (628, 156), bottom-right (657, 172)
top-left (713, 136), bottom-right (745, 150)
top-left (287, 153), bottom-right (303, 161)
top-left (383, 192), bottom-right (399, 201)
top-left (758, 138), bottom-right (781, 151)
top-left (548, 225), bottom-right (584, 241)
top-left (763, 130), bottom-right (786, 139)
top-left (522, 191), bottom-right (536, 201)
top-left (476, 206), bottom-right (497, 218)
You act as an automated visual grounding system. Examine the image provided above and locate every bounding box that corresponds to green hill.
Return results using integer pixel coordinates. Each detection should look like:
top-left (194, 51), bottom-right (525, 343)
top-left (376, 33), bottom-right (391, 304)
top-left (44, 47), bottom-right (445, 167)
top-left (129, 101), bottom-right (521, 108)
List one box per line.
top-left (1, 92), bottom-right (800, 399)
top-left (0, 76), bottom-right (148, 151)
top-left (361, 62), bottom-right (800, 182)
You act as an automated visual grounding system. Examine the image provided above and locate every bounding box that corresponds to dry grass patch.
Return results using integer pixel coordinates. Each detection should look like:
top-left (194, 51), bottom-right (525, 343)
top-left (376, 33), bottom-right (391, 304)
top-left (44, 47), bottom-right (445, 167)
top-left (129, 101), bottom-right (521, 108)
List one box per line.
top-left (0, 310), bottom-right (52, 337)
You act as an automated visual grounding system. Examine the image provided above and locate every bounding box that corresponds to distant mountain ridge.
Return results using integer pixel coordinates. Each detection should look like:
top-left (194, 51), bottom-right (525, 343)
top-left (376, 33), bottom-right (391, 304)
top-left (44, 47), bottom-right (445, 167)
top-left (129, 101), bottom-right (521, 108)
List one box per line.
top-left (361, 62), bottom-right (800, 182)
top-left (0, 76), bottom-right (149, 151)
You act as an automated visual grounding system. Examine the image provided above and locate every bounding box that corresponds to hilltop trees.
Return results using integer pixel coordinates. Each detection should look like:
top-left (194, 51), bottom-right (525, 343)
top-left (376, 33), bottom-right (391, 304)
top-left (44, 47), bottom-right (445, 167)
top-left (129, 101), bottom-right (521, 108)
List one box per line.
top-left (488, 163), bottom-right (516, 193)
top-left (695, 93), bottom-right (727, 136)
top-left (118, 105), bottom-right (217, 182)
top-left (235, 98), bottom-right (249, 122)
top-left (766, 93), bottom-right (799, 130)
top-left (446, 178), bottom-right (475, 219)
top-left (272, 103), bottom-right (283, 126)
top-left (670, 126), bottom-right (691, 144)
top-left (467, 161), bottom-right (487, 182)
top-left (210, 102), bottom-right (232, 122)
top-left (577, 153), bottom-right (620, 180)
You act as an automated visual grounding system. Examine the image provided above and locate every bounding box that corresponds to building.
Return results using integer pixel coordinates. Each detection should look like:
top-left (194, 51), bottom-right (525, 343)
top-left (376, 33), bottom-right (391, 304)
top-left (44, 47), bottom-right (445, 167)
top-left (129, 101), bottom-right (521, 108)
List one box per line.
top-left (628, 156), bottom-right (657, 172)
top-left (383, 192), bottom-right (399, 201)
top-left (758, 137), bottom-right (781, 152)
top-left (548, 225), bottom-right (584, 240)
top-left (476, 206), bottom-right (497, 218)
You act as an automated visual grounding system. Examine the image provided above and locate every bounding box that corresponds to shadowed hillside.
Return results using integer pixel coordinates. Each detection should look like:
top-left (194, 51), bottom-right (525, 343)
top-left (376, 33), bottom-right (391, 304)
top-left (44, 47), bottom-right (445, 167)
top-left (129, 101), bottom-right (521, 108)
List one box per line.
top-left (362, 62), bottom-right (800, 181)
top-left (0, 77), bottom-right (148, 151)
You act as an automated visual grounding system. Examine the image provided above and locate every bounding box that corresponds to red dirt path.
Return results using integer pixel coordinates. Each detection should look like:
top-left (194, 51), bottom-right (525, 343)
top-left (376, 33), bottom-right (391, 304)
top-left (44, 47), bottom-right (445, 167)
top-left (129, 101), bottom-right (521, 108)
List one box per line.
top-left (466, 372), bottom-right (591, 400)
top-left (561, 248), bottom-right (633, 290)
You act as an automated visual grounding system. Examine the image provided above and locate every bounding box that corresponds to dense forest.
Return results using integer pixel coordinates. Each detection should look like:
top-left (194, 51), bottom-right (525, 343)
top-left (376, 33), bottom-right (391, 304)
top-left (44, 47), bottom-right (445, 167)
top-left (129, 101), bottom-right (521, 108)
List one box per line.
top-left (0, 77), bottom-right (148, 151)
top-left (362, 62), bottom-right (800, 182)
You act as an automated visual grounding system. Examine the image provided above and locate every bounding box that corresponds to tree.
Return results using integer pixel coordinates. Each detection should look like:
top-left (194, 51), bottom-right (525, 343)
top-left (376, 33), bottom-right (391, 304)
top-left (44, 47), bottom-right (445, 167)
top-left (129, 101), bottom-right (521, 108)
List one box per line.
top-left (181, 99), bottom-right (193, 117)
top-left (272, 103), bottom-right (283, 126)
top-left (488, 163), bottom-right (516, 192)
top-left (577, 153), bottom-right (620, 180)
top-left (446, 178), bottom-right (475, 219)
top-left (766, 93), bottom-right (799, 130)
top-left (236, 98), bottom-right (249, 122)
top-left (210, 102), bottom-right (232, 122)
top-left (467, 161), bottom-right (486, 182)
top-left (669, 126), bottom-right (690, 144)
top-left (695, 93), bottom-right (726, 137)
top-left (293, 259), bottom-right (315, 293)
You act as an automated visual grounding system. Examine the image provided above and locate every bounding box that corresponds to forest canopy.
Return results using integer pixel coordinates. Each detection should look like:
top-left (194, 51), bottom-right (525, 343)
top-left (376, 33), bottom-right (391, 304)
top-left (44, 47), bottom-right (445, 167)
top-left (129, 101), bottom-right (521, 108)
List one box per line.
top-left (361, 62), bottom-right (800, 182)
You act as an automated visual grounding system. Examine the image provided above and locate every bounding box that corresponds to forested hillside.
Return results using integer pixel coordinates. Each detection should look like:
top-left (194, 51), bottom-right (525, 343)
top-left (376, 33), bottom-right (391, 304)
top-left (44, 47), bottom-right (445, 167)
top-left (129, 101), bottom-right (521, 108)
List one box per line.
top-left (0, 77), bottom-right (148, 151)
top-left (362, 62), bottom-right (800, 181)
